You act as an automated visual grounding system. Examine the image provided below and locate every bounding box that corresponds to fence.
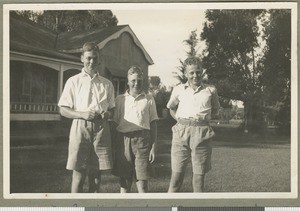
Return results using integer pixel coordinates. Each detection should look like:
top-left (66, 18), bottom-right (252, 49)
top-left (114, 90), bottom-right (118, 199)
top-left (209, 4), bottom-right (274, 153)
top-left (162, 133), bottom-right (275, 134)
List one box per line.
top-left (10, 102), bottom-right (59, 113)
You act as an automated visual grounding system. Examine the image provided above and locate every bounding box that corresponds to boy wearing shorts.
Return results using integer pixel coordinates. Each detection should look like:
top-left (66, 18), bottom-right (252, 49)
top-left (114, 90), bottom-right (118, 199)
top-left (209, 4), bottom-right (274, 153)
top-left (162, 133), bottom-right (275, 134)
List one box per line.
top-left (167, 56), bottom-right (220, 192)
top-left (58, 42), bottom-right (115, 193)
top-left (112, 66), bottom-right (158, 193)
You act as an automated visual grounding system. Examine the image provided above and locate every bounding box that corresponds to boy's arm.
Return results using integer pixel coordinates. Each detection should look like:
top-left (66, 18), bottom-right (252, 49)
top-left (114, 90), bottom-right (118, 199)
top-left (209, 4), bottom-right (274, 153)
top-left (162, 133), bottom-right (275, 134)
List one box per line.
top-left (60, 106), bottom-right (96, 121)
top-left (169, 107), bottom-right (178, 121)
top-left (166, 85), bottom-right (180, 121)
top-left (101, 81), bottom-right (116, 120)
top-left (149, 120), bottom-right (157, 163)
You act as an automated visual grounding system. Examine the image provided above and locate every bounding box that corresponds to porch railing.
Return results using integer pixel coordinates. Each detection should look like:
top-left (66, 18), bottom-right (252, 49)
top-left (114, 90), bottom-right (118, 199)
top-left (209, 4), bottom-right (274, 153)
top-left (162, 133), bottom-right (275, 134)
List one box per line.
top-left (10, 102), bottom-right (59, 113)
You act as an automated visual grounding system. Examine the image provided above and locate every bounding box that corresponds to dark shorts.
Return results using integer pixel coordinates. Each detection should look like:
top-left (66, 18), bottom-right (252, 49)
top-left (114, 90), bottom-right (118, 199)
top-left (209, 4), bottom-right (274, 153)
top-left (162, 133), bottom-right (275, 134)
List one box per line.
top-left (67, 119), bottom-right (113, 171)
top-left (171, 119), bottom-right (215, 175)
top-left (112, 130), bottom-right (153, 181)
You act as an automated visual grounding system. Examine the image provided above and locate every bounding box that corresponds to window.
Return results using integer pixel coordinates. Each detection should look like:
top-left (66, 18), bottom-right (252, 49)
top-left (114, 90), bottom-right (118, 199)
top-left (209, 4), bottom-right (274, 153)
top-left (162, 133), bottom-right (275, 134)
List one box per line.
top-left (11, 61), bottom-right (58, 104)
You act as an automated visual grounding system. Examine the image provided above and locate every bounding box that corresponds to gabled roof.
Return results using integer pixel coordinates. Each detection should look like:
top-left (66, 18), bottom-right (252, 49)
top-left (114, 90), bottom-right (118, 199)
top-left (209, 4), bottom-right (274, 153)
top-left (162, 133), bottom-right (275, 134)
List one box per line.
top-left (57, 25), bottom-right (154, 65)
top-left (10, 14), bottom-right (154, 65)
top-left (57, 25), bottom-right (127, 51)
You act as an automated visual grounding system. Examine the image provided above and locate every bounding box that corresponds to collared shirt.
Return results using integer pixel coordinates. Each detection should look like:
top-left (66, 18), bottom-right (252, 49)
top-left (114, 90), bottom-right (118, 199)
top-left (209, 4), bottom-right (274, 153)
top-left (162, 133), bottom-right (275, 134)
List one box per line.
top-left (167, 82), bottom-right (220, 121)
top-left (113, 91), bottom-right (159, 133)
top-left (58, 68), bottom-right (115, 114)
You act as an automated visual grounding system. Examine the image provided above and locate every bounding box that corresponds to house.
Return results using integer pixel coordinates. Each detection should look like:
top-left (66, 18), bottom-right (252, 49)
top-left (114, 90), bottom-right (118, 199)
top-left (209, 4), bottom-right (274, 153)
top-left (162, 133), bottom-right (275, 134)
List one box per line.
top-left (10, 13), bottom-right (154, 123)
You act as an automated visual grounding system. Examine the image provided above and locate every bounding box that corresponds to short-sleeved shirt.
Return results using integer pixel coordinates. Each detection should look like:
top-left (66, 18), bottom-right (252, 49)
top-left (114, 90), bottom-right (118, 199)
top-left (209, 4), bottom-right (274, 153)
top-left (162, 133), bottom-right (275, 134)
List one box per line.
top-left (113, 91), bottom-right (159, 133)
top-left (58, 69), bottom-right (115, 113)
top-left (167, 82), bottom-right (220, 121)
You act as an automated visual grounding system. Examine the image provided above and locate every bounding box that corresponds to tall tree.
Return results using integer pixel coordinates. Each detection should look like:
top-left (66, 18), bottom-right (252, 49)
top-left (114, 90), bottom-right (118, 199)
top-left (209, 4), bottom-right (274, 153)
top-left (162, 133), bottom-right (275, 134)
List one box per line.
top-left (12, 10), bottom-right (118, 33)
top-left (261, 10), bottom-right (291, 134)
top-left (200, 10), bottom-right (264, 132)
top-left (184, 29), bottom-right (199, 57)
top-left (174, 30), bottom-right (199, 84)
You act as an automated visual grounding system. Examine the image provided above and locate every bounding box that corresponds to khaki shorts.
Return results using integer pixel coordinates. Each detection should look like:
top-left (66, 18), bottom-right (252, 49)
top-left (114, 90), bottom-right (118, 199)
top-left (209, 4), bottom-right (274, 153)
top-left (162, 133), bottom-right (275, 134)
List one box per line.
top-left (67, 119), bottom-right (113, 171)
top-left (112, 130), bottom-right (153, 181)
top-left (171, 119), bottom-right (215, 175)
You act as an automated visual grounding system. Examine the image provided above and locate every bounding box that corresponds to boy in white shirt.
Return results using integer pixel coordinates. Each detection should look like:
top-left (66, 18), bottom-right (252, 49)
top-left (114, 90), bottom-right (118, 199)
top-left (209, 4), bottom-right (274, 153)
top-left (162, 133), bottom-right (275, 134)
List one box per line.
top-left (112, 66), bottom-right (159, 193)
top-left (58, 42), bottom-right (115, 193)
top-left (167, 56), bottom-right (220, 192)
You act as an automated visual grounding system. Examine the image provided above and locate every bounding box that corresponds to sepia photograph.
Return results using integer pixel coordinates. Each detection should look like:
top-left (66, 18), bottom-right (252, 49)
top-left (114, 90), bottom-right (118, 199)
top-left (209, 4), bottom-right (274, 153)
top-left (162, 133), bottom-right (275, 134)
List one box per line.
top-left (3, 2), bottom-right (297, 200)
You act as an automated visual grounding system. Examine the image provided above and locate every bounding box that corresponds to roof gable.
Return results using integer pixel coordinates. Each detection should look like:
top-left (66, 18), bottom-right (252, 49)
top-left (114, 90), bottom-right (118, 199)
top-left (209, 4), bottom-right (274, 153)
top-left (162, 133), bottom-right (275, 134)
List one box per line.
top-left (57, 25), bottom-right (154, 65)
top-left (56, 25), bottom-right (127, 51)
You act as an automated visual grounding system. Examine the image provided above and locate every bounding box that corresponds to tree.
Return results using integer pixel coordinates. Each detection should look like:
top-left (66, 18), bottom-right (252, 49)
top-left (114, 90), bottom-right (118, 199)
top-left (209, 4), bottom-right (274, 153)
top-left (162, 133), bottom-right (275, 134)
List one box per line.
top-left (219, 96), bottom-right (232, 109)
top-left (200, 10), bottom-right (265, 132)
top-left (261, 10), bottom-right (291, 134)
top-left (11, 10), bottom-right (42, 22)
top-left (184, 29), bottom-right (199, 57)
top-left (12, 10), bottom-right (118, 33)
top-left (173, 30), bottom-right (200, 84)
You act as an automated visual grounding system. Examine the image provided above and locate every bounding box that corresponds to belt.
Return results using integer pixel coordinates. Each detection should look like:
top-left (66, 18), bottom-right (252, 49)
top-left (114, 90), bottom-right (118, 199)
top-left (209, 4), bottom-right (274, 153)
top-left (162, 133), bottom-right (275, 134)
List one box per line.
top-left (178, 118), bottom-right (209, 126)
top-left (121, 129), bottom-right (150, 137)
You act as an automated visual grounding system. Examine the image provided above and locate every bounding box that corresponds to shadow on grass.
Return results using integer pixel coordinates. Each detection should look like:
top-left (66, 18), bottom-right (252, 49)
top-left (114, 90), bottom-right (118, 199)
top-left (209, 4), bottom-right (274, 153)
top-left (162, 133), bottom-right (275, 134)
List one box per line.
top-left (9, 119), bottom-right (291, 193)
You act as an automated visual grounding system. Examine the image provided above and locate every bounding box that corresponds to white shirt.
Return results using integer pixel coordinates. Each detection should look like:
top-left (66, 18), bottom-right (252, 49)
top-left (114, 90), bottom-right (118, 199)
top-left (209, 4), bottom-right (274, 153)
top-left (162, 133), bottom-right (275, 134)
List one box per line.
top-left (113, 91), bottom-right (159, 133)
top-left (58, 69), bottom-right (115, 114)
top-left (167, 82), bottom-right (220, 120)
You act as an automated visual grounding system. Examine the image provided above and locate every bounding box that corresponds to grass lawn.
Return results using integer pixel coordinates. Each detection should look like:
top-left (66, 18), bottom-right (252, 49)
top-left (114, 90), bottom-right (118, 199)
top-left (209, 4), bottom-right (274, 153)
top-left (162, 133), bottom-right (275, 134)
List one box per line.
top-left (10, 119), bottom-right (291, 193)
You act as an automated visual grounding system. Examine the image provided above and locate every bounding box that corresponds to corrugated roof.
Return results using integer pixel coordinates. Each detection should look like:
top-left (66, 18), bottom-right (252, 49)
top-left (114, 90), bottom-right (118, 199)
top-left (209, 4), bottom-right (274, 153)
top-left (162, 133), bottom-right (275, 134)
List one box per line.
top-left (11, 41), bottom-right (80, 62)
top-left (57, 25), bottom-right (154, 65)
top-left (10, 13), bottom-right (57, 50)
top-left (10, 14), bottom-right (153, 66)
top-left (56, 25), bottom-right (128, 51)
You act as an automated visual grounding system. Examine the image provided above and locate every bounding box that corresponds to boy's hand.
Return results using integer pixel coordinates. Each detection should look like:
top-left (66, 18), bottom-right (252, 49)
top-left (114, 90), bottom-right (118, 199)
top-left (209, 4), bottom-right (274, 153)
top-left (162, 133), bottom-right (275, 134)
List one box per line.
top-left (101, 111), bottom-right (111, 120)
top-left (149, 143), bottom-right (156, 163)
top-left (81, 110), bottom-right (96, 121)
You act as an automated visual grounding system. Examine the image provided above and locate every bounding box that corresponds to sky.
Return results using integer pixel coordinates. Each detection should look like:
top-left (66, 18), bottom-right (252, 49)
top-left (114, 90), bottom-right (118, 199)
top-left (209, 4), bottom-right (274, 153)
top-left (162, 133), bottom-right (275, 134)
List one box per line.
top-left (112, 9), bottom-right (206, 87)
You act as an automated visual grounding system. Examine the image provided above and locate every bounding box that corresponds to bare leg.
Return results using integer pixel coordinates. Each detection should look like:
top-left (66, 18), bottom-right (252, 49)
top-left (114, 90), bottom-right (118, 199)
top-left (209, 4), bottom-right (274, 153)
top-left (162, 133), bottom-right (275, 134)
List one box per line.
top-left (71, 169), bottom-right (87, 193)
top-left (120, 177), bottom-right (133, 193)
top-left (168, 171), bottom-right (185, 192)
top-left (136, 180), bottom-right (148, 193)
top-left (193, 173), bottom-right (205, 192)
top-left (88, 169), bottom-right (101, 193)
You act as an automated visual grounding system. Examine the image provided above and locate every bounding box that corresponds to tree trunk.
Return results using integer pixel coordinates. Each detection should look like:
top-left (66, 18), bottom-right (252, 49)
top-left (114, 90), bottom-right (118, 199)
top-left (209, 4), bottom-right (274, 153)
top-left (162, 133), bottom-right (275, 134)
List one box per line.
top-left (243, 102), bottom-right (249, 133)
top-left (243, 100), bottom-right (265, 134)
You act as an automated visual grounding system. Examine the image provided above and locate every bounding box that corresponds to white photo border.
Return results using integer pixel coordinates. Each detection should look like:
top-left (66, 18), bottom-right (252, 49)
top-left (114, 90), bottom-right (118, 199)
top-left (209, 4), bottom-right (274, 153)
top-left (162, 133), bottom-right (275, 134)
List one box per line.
top-left (3, 2), bottom-right (298, 199)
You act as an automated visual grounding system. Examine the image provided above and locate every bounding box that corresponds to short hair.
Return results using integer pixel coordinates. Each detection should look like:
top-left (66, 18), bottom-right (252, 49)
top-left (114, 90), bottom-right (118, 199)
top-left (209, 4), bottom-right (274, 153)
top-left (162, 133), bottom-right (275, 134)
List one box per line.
top-left (127, 65), bottom-right (143, 77)
top-left (184, 56), bottom-right (203, 71)
top-left (81, 42), bottom-right (99, 55)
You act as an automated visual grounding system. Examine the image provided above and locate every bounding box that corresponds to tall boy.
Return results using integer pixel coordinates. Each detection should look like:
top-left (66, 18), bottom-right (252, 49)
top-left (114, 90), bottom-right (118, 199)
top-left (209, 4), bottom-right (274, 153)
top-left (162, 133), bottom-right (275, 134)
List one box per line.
top-left (167, 56), bottom-right (220, 192)
top-left (58, 42), bottom-right (115, 193)
top-left (112, 66), bottom-right (158, 193)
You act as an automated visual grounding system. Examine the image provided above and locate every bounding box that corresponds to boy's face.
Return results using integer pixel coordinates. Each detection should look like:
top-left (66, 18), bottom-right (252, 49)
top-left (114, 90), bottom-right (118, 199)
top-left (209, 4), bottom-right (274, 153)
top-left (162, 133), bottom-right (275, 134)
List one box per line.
top-left (185, 64), bottom-right (203, 87)
top-left (81, 50), bottom-right (100, 75)
top-left (128, 73), bottom-right (143, 94)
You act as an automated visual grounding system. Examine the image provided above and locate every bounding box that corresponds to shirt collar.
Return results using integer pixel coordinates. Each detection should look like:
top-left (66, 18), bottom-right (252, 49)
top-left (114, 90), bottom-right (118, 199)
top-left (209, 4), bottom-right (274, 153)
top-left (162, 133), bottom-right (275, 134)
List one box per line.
top-left (183, 81), bottom-right (204, 92)
top-left (81, 68), bottom-right (99, 80)
top-left (124, 90), bottom-right (146, 98)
